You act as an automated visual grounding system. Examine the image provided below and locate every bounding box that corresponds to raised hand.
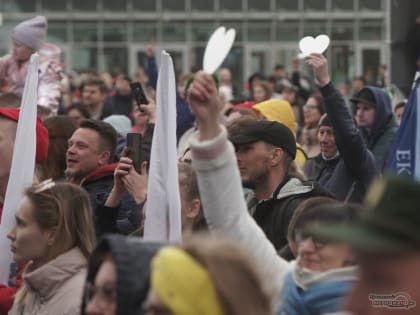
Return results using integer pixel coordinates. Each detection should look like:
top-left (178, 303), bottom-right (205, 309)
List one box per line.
top-left (305, 53), bottom-right (331, 87)
top-left (187, 71), bottom-right (223, 140)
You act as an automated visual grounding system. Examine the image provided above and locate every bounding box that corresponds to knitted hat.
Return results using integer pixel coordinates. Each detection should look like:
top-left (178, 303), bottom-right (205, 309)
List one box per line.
top-left (103, 115), bottom-right (132, 138)
top-left (12, 16), bottom-right (47, 50)
top-left (318, 113), bottom-right (331, 128)
top-left (0, 107), bottom-right (48, 163)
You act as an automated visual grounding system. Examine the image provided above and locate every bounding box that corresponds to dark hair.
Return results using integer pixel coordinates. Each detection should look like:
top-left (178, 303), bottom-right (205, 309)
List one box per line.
top-left (81, 77), bottom-right (108, 94)
top-left (307, 93), bottom-right (325, 115)
top-left (295, 203), bottom-right (361, 235)
top-left (0, 93), bottom-right (21, 108)
top-left (65, 103), bottom-right (91, 119)
top-left (352, 76), bottom-right (366, 84)
top-left (80, 119), bottom-right (118, 163)
top-left (39, 115), bottom-right (77, 181)
top-left (394, 101), bottom-right (406, 112)
top-left (274, 64), bottom-right (285, 71)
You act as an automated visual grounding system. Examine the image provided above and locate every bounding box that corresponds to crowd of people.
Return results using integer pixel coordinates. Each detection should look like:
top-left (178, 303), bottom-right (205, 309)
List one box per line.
top-left (0, 14), bottom-right (419, 315)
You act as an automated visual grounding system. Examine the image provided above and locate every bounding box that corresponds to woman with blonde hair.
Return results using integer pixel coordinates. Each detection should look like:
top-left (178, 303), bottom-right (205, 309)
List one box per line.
top-left (144, 235), bottom-right (274, 315)
top-left (7, 180), bottom-right (96, 315)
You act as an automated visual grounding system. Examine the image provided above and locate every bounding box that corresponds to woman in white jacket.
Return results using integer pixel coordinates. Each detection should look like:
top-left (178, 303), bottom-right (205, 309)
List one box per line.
top-left (186, 70), bottom-right (358, 315)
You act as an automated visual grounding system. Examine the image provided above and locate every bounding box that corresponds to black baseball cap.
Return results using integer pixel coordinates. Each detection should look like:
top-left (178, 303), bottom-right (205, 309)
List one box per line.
top-left (230, 120), bottom-right (296, 159)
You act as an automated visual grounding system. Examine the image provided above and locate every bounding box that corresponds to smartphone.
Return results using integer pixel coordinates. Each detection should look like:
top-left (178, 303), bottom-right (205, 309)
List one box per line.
top-left (126, 133), bottom-right (143, 173)
top-left (131, 82), bottom-right (149, 108)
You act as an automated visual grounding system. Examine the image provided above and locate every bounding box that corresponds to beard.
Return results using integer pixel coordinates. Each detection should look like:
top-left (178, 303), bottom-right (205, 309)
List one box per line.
top-left (64, 168), bottom-right (84, 184)
top-left (241, 163), bottom-right (270, 190)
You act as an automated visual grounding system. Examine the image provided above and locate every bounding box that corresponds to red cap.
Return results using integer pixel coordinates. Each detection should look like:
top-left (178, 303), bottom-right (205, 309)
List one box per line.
top-left (0, 107), bottom-right (49, 163)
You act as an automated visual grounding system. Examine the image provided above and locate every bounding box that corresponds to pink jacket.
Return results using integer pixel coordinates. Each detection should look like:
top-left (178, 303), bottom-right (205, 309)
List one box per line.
top-left (0, 43), bottom-right (63, 114)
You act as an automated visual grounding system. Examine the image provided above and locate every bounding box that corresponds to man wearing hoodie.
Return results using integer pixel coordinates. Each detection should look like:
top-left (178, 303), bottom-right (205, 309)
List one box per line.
top-left (351, 86), bottom-right (398, 172)
top-left (65, 119), bottom-right (141, 236)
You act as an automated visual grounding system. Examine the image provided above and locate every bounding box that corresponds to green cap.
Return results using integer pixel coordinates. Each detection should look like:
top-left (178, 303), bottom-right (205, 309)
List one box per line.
top-left (308, 176), bottom-right (420, 252)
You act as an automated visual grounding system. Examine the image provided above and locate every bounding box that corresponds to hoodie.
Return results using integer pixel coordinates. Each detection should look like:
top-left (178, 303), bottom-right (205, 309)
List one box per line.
top-left (353, 86), bottom-right (398, 172)
top-left (82, 235), bottom-right (165, 315)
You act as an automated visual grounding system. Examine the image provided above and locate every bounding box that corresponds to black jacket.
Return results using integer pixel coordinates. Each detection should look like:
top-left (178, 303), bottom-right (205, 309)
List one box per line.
top-left (304, 83), bottom-right (377, 203)
top-left (81, 163), bottom-right (143, 237)
top-left (247, 176), bottom-right (331, 252)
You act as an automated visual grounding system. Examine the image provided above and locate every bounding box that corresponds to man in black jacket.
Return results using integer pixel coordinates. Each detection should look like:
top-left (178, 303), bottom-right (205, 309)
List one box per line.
top-left (230, 120), bottom-right (330, 253)
top-left (304, 53), bottom-right (377, 203)
top-left (65, 119), bottom-right (141, 236)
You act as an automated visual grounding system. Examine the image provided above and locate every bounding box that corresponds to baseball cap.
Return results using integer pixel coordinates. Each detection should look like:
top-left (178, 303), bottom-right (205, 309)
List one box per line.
top-left (230, 120), bottom-right (296, 159)
top-left (0, 107), bottom-right (49, 163)
top-left (308, 176), bottom-right (420, 252)
top-left (350, 88), bottom-right (376, 107)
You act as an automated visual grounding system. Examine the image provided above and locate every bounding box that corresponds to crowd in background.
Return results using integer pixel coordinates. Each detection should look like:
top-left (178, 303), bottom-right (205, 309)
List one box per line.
top-left (0, 14), bottom-right (419, 315)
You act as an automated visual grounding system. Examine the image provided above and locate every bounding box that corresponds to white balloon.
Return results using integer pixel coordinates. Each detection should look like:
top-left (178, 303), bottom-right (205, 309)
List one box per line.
top-left (203, 26), bottom-right (236, 74)
top-left (298, 34), bottom-right (330, 58)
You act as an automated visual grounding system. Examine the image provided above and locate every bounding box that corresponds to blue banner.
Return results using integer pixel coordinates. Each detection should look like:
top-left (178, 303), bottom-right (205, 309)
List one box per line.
top-left (386, 75), bottom-right (420, 180)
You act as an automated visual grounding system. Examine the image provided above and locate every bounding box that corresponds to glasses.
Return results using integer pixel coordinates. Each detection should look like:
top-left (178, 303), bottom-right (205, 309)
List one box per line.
top-left (303, 104), bottom-right (318, 111)
top-left (84, 282), bottom-right (116, 310)
top-left (294, 228), bottom-right (329, 250)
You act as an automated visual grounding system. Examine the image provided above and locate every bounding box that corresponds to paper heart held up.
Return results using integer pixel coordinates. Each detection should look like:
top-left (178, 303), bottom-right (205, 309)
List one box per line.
top-left (298, 34), bottom-right (330, 58)
top-left (203, 26), bottom-right (236, 74)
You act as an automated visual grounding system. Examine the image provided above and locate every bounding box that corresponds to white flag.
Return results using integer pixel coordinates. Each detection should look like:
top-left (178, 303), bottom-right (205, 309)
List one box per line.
top-left (143, 51), bottom-right (181, 242)
top-left (0, 53), bottom-right (39, 284)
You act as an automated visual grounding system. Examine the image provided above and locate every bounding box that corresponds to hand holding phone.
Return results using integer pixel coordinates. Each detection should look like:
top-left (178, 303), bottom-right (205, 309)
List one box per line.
top-left (131, 82), bottom-right (149, 107)
top-left (126, 133), bottom-right (143, 173)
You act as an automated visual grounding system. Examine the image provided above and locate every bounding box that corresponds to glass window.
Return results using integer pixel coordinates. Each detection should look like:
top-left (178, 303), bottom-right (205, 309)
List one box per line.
top-left (359, 0), bottom-right (381, 11)
top-left (41, 0), bottom-right (67, 11)
top-left (72, 0), bottom-right (97, 10)
top-left (133, 22), bottom-right (158, 42)
top-left (250, 51), bottom-right (269, 75)
top-left (164, 50), bottom-right (185, 78)
top-left (162, 0), bottom-right (186, 11)
top-left (303, 0), bottom-right (327, 11)
top-left (221, 21), bottom-right (243, 41)
top-left (248, 22), bottom-right (271, 41)
top-left (103, 22), bottom-right (128, 42)
top-left (362, 49), bottom-right (380, 83)
top-left (277, 20), bottom-right (300, 41)
top-left (221, 46), bottom-right (244, 87)
top-left (132, 0), bottom-right (156, 11)
top-left (331, 20), bottom-right (354, 40)
top-left (248, 0), bottom-right (271, 11)
top-left (191, 1), bottom-right (214, 11)
top-left (1, 0), bottom-right (36, 12)
top-left (191, 22), bottom-right (217, 42)
top-left (103, 47), bottom-right (128, 74)
top-left (331, 0), bottom-right (354, 11)
top-left (73, 22), bottom-right (98, 42)
top-left (276, 0), bottom-right (298, 11)
top-left (220, 0), bottom-right (243, 11)
top-left (303, 20), bottom-right (327, 36)
top-left (72, 46), bottom-right (98, 71)
top-left (47, 22), bottom-right (68, 44)
top-left (330, 45), bottom-right (354, 84)
top-left (103, 0), bottom-right (128, 11)
top-left (162, 22), bottom-right (186, 42)
top-left (359, 20), bottom-right (383, 40)
top-left (274, 48), bottom-right (300, 75)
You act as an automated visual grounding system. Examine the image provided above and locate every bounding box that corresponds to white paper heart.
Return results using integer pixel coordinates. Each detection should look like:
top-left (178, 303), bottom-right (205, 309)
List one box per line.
top-left (298, 34), bottom-right (330, 58)
top-left (203, 26), bottom-right (236, 74)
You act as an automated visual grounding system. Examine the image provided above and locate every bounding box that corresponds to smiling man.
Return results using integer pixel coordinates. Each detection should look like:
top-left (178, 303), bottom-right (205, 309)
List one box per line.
top-left (66, 119), bottom-right (141, 236)
top-left (303, 53), bottom-right (377, 203)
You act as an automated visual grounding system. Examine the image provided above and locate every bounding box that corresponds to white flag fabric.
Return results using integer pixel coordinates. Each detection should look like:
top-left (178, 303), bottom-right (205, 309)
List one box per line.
top-left (0, 53), bottom-right (39, 284)
top-left (143, 51), bottom-right (181, 242)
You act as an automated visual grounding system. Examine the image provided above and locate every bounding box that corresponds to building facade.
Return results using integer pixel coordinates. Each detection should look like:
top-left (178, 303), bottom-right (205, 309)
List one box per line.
top-left (0, 0), bottom-right (391, 87)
